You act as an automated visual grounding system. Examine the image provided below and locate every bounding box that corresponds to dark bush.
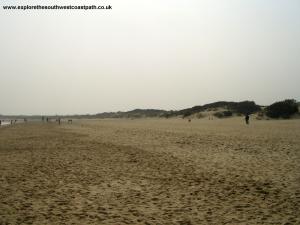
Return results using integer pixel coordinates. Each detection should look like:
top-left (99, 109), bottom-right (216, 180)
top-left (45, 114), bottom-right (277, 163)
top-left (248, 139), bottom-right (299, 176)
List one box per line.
top-left (223, 111), bottom-right (233, 117)
top-left (230, 101), bottom-right (261, 115)
top-left (266, 99), bottom-right (298, 118)
top-left (213, 112), bottom-right (223, 118)
top-left (183, 111), bottom-right (192, 118)
top-left (214, 111), bottom-right (233, 118)
top-left (196, 113), bottom-right (205, 119)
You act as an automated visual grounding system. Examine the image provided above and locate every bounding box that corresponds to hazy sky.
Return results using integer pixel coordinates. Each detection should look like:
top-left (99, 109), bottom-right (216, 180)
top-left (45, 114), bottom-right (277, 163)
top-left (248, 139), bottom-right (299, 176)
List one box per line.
top-left (1, 0), bottom-right (299, 115)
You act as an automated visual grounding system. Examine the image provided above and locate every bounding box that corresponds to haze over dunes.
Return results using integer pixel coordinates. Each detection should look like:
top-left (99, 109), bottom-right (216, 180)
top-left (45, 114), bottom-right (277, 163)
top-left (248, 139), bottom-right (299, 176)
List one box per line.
top-left (1, 99), bottom-right (298, 120)
top-left (1, 0), bottom-right (300, 115)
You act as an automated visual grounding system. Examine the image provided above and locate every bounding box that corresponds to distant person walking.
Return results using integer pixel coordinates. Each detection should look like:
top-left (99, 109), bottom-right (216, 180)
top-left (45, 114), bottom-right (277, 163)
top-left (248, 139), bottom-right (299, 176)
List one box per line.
top-left (245, 114), bottom-right (250, 125)
top-left (0, 120), bottom-right (1, 126)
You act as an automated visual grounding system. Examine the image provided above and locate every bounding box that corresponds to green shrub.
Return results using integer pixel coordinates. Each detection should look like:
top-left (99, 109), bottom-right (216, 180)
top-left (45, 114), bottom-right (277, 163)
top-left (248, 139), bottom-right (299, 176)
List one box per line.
top-left (196, 113), bottom-right (205, 119)
top-left (266, 99), bottom-right (298, 118)
top-left (183, 111), bottom-right (192, 118)
top-left (214, 111), bottom-right (233, 118)
top-left (230, 101), bottom-right (261, 115)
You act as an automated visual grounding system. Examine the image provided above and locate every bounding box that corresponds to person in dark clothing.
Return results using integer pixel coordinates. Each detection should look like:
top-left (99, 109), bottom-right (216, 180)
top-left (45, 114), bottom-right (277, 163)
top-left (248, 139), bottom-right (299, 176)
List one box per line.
top-left (245, 114), bottom-right (250, 125)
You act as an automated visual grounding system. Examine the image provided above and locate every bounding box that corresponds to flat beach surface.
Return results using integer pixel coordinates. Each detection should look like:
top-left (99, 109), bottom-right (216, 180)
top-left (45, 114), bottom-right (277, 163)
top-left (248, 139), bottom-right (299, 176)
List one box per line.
top-left (0, 118), bottom-right (300, 224)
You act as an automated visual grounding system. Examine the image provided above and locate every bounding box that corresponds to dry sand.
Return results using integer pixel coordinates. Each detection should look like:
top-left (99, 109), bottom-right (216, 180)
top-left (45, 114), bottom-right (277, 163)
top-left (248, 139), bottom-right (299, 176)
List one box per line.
top-left (0, 118), bottom-right (299, 224)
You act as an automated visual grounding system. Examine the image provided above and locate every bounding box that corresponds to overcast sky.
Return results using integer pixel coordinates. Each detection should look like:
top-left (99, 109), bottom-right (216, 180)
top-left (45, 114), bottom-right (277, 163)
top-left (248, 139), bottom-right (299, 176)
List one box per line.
top-left (1, 0), bottom-right (299, 115)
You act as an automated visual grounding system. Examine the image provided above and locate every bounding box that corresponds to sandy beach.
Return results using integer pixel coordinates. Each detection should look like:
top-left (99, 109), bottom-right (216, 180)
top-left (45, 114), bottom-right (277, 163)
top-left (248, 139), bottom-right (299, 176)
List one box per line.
top-left (0, 118), bottom-right (299, 224)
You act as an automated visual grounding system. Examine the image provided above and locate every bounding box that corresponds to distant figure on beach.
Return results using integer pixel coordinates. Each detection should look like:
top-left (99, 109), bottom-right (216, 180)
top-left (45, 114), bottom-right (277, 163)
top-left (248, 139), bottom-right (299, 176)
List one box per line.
top-left (68, 119), bottom-right (72, 124)
top-left (24, 118), bottom-right (27, 122)
top-left (46, 117), bottom-right (49, 123)
top-left (0, 120), bottom-right (1, 126)
top-left (42, 116), bottom-right (45, 122)
top-left (10, 120), bottom-right (13, 125)
top-left (245, 114), bottom-right (250, 125)
top-left (58, 118), bottom-right (61, 125)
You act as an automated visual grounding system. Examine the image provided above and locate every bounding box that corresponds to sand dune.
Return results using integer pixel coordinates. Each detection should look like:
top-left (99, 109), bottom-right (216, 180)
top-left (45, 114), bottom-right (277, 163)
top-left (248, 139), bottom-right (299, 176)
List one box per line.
top-left (0, 118), bottom-right (299, 224)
